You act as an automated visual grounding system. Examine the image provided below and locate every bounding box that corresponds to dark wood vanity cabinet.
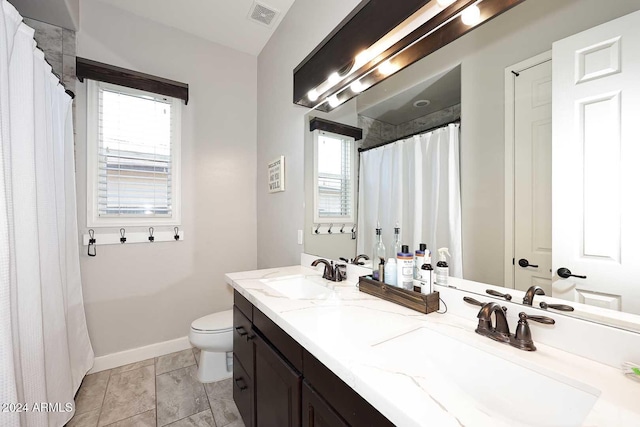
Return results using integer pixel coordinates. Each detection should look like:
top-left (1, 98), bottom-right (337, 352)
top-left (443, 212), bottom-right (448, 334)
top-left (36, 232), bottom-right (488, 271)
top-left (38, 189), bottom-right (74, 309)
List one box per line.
top-left (302, 381), bottom-right (349, 427)
top-left (233, 290), bottom-right (391, 427)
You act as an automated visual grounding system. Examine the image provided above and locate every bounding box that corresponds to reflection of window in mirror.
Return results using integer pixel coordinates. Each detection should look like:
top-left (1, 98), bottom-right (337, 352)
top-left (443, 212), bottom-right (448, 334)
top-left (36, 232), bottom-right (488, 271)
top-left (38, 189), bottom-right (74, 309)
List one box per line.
top-left (313, 130), bottom-right (356, 224)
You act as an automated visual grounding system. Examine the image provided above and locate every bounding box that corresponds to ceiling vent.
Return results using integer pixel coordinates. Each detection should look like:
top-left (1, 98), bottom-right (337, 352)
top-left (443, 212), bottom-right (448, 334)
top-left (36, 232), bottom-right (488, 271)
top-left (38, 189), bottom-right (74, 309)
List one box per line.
top-left (248, 2), bottom-right (279, 27)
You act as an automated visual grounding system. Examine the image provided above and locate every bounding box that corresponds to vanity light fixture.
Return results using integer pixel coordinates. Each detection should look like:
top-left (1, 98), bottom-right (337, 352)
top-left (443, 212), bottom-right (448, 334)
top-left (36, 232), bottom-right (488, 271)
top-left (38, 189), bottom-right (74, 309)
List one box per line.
top-left (295, 0), bottom-right (526, 111)
top-left (378, 60), bottom-right (399, 76)
top-left (308, 89), bottom-right (319, 102)
top-left (328, 94), bottom-right (342, 108)
top-left (354, 50), bottom-right (372, 68)
top-left (350, 80), bottom-right (366, 93)
top-left (328, 71), bottom-right (341, 85)
top-left (461, 4), bottom-right (481, 25)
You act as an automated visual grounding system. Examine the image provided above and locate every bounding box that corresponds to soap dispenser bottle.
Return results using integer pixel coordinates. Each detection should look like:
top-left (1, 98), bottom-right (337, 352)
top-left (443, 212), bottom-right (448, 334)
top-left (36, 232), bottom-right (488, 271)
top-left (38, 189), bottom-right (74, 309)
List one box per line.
top-left (414, 243), bottom-right (426, 279)
top-left (435, 248), bottom-right (451, 286)
top-left (384, 258), bottom-right (397, 286)
top-left (396, 245), bottom-right (414, 291)
top-left (420, 248), bottom-right (433, 294)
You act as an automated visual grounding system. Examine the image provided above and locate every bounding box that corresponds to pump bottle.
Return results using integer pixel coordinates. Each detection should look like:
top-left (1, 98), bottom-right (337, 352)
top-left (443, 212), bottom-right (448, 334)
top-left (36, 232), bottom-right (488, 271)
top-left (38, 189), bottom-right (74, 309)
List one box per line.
top-left (435, 248), bottom-right (451, 286)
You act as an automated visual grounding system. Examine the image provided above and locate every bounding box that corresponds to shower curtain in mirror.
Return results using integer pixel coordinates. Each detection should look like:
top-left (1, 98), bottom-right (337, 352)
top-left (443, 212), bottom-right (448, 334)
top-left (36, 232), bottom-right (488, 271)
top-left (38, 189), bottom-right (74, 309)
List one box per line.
top-left (357, 123), bottom-right (463, 277)
top-left (1, 2), bottom-right (94, 426)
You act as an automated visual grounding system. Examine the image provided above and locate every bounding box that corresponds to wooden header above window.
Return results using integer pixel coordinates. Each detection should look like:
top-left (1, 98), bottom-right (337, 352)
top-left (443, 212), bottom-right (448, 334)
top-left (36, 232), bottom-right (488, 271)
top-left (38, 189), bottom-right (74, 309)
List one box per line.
top-left (309, 117), bottom-right (363, 141)
top-left (76, 57), bottom-right (189, 104)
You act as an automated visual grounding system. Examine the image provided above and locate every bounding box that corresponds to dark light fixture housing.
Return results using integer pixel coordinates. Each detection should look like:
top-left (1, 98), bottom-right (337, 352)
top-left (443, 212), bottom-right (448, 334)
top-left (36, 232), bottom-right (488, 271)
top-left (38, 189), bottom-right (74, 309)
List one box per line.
top-left (293, 0), bottom-right (526, 112)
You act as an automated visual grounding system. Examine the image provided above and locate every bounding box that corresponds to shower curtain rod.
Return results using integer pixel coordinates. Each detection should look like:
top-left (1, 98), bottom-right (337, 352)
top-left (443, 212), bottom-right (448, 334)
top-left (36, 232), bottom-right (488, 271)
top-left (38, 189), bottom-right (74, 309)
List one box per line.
top-left (358, 119), bottom-right (460, 153)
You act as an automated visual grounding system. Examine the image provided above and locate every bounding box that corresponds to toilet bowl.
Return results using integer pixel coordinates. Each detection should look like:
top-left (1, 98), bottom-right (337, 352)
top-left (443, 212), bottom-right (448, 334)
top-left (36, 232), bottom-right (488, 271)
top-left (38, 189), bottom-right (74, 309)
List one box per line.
top-left (189, 310), bottom-right (233, 383)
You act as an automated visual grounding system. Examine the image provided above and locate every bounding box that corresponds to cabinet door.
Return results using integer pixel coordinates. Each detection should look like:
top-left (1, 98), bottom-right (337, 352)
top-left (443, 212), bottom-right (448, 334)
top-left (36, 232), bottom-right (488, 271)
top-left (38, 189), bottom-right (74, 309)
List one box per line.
top-left (302, 381), bottom-right (348, 427)
top-left (254, 333), bottom-right (302, 427)
top-left (233, 355), bottom-right (254, 427)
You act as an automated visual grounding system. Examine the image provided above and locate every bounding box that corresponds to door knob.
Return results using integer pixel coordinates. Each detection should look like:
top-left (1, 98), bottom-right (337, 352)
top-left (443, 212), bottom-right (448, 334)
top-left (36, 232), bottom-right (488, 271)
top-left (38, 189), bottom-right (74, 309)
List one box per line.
top-left (518, 258), bottom-right (539, 268)
top-left (557, 268), bottom-right (587, 279)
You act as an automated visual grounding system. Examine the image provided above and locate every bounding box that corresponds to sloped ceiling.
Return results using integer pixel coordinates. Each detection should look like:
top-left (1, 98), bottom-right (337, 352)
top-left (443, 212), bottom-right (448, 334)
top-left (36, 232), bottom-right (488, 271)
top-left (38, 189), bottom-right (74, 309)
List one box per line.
top-left (10, 0), bottom-right (79, 30)
top-left (85, 0), bottom-right (297, 55)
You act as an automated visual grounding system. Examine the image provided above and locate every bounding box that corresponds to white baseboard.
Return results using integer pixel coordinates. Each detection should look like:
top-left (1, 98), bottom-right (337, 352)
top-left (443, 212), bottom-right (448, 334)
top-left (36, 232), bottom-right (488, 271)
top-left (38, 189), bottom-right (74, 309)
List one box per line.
top-left (89, 336), bottom-right (192, 374)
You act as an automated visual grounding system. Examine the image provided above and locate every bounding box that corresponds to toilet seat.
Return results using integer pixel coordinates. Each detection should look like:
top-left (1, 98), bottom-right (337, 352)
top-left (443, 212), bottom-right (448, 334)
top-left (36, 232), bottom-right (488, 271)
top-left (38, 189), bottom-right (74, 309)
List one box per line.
top-left (190, 310), bottom-right (233, 334)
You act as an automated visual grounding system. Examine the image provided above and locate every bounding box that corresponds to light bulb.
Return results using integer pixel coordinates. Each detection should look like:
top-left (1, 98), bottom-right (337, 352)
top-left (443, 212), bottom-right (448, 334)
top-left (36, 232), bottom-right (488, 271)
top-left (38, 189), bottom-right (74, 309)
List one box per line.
top-left (350, 80), bottom-right (366, 93)
top-left (328, 72), bottom-right (341, 85)
top-left (328, 95), bottom-right (342, 108)
top-left (354, 50), bottom-right (371, 68)
top-left (377, 60), bottom-right (398, 76)
top-left (461, 5), bottom-right (481, 26)
top-left (437, 0), bottom-right (456, 7)
top-left (307, 89), bottom-right (319, 102)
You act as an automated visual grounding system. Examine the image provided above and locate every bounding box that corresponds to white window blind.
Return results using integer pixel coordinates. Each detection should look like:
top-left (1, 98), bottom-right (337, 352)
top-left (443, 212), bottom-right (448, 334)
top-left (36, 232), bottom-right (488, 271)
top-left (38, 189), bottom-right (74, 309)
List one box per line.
top-left (315, 132), bottom-right (354, 221)
top-left (97, 85), bottom-right (174, 218)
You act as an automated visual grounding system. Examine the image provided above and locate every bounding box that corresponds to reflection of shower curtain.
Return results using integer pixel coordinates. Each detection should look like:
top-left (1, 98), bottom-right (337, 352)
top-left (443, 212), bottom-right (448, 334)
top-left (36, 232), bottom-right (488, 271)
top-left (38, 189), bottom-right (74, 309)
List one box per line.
top-left (1, 2), bottom-right (94, 426)
top-left (357, 123), bottom-right (463, 277)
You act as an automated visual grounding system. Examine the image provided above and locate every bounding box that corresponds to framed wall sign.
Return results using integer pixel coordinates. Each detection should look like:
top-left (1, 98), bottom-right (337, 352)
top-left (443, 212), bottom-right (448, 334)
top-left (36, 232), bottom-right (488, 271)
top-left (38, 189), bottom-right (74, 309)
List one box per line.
top-left (268, 156), bottom-right (285, 193)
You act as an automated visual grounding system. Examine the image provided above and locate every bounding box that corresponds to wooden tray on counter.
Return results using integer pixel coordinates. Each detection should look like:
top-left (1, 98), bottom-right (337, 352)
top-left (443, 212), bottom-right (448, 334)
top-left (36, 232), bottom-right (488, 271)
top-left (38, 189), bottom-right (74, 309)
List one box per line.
top-left (358, 275), bottom-right (440, 314)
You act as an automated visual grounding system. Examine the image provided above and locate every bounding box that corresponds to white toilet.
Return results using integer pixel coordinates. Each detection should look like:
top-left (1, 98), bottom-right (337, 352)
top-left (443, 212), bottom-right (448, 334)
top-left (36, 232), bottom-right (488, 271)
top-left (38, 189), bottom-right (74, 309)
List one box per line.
top-left (189, 309), bottom-right (233, 383)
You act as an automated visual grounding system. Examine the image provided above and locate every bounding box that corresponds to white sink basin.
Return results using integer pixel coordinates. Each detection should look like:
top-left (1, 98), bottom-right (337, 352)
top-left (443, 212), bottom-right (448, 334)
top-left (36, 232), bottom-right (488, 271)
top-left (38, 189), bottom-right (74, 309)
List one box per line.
top-left (261, 275), bottom-right (333, 300)
top-left (375, 328), bottom-right (600, 427)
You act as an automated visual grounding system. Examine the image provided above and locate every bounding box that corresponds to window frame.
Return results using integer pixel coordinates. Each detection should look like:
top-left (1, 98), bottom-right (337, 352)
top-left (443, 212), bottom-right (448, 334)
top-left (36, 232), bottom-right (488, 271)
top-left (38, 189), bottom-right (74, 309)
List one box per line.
top-left (312, 129), bottom-right (357, 224)
top-left (86, 80), bottom-right (182, 227)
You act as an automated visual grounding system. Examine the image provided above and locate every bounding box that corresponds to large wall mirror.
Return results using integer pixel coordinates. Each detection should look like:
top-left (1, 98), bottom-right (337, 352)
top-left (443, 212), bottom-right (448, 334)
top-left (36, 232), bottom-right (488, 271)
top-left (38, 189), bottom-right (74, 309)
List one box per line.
top-left (303, 0), bottom-right (640, 332)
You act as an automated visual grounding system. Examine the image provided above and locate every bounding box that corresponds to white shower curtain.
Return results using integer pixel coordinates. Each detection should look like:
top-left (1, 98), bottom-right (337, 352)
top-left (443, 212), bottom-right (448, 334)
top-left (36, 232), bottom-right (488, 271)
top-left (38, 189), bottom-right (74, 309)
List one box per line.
top-left (1, 2), bottom-right (94, 426)
top-left (357, 123), bottom-right (463, 277)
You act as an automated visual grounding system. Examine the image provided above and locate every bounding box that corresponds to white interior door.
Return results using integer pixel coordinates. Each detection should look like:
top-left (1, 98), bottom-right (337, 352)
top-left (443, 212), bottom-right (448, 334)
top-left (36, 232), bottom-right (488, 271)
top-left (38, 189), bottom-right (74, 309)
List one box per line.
top-left (514, 60), bottom-right (553, 293)
top-left (552, 10), bottom-right (640, 314)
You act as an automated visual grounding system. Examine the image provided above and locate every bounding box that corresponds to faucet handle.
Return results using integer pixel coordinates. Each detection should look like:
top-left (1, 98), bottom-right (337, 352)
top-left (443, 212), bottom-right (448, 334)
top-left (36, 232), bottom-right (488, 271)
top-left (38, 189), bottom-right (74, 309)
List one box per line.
top-left (334, 263), bottom-right (347, 281)
top-left (486, 289), bottom-right (512, 301)
top-left (520, 312), bottom-right (555, 325)
top-left (511, 312), bottom-right (555, 351)
top-left (539, 302), bottom-right (574, 312)
top-left (463, 296), bottom-right (507, 312)
top-left (463, 296), bottom-right (484, 307)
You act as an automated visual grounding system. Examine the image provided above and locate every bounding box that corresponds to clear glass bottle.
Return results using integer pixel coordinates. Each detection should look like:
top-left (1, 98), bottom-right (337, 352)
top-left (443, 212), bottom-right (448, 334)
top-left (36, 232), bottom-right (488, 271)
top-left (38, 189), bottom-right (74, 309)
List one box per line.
top-left (391, 223), bottom-right (402, 261)
top-left (372, 223), bottom-right (386, 266)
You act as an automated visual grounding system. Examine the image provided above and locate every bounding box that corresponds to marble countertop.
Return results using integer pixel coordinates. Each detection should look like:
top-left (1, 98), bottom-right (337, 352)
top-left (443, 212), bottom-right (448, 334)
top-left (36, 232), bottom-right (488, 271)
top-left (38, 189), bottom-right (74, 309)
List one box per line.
top-left (225, 265), bottom-right (640, 427)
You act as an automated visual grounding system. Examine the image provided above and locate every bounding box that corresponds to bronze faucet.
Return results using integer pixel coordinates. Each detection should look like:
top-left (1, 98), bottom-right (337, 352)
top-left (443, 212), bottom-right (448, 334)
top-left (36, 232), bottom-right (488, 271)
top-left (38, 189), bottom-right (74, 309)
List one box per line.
top-left (523, 285), bottom-right (545, 306)
top-left (340, 254), bottom-right (370, 265)
top-left (475, 302), bottom-right (511, 343)
top-left (311, 259), bottom-right (346, 282)
top-left (470, 298), bottom-right (556, 351)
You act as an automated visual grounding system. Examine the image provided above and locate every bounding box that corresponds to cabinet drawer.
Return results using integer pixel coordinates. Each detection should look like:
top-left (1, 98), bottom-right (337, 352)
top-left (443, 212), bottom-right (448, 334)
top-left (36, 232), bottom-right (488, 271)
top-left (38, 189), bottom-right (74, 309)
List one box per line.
top-left (253, 308), bottom-right (303, 372)
top-left (233, 306), bottom-right (254, 378)
top-left (302, 381), bottom-right (348, 427)
top-left (234, 290), bottom-right (253, 321)
top-left (303, 350), bottom-right (393, 427)
top-left (233, 354), bottom-right (254, 427)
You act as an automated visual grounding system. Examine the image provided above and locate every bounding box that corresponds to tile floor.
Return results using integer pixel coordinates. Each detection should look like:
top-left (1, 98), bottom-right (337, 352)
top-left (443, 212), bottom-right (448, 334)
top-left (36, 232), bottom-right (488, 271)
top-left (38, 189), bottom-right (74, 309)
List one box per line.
top-left (67, 348), bottom-right (245, 427)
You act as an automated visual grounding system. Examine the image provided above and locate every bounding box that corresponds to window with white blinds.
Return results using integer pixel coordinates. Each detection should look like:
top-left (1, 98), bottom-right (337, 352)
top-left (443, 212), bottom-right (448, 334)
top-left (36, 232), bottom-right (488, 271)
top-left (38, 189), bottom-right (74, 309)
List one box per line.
top-left (313, 131), bottom-right (356, 223)
top-left (87, 80), bottom-right (181, 227)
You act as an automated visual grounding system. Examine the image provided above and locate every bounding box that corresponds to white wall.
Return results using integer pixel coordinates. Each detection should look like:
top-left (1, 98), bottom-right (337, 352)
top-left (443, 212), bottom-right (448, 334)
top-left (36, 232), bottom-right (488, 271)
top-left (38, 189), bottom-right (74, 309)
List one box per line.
top-left (76, 0), bottom-right (257, 356)
top-left (256, 0), bottom-right (362, 268)
top-left (258, 0), bottom-right (640, 284)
